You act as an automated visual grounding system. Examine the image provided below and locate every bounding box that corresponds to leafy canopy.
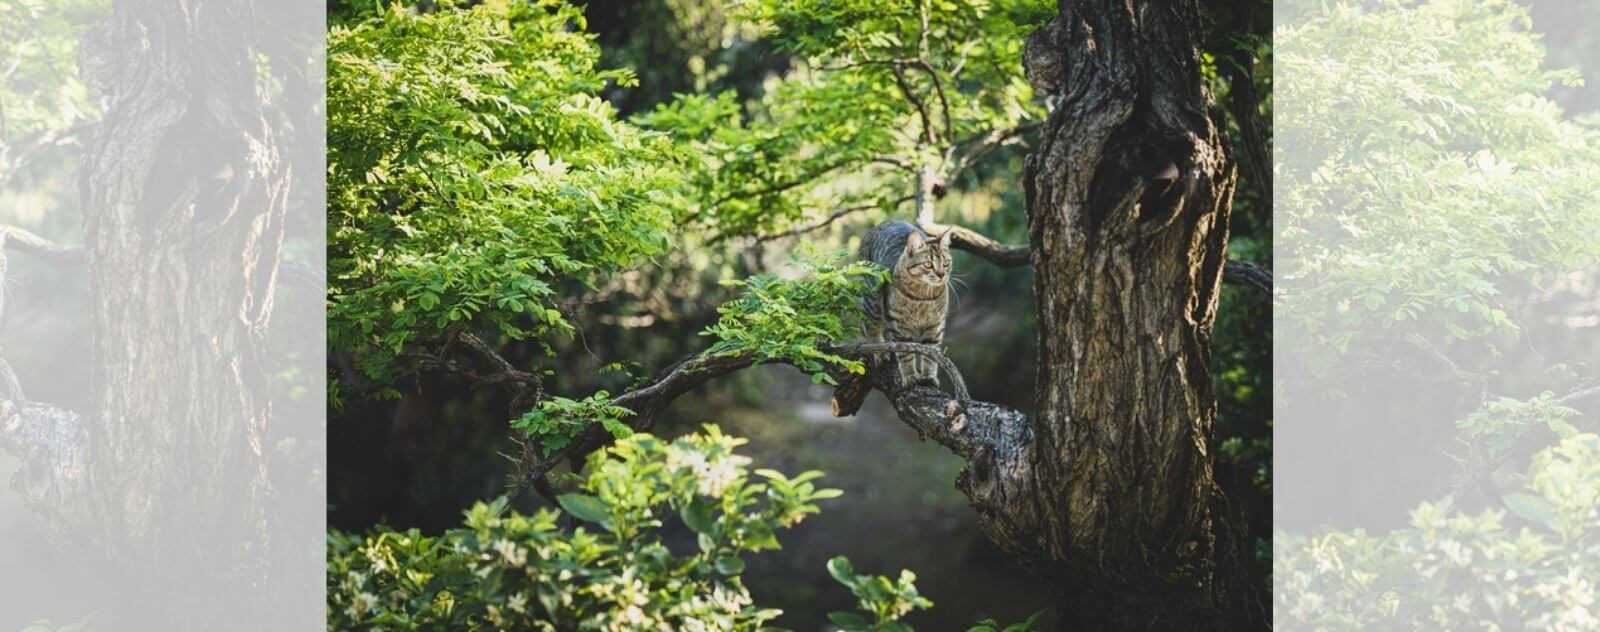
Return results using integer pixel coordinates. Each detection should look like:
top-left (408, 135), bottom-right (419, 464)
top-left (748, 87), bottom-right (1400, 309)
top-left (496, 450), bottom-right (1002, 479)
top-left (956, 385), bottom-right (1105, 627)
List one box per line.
top-left (638, 0), bottom-right (1051, 239)
top-left (327, 0), bottom-right (680, 384)
top-left (1278, 0), bottom-right (1600, 370)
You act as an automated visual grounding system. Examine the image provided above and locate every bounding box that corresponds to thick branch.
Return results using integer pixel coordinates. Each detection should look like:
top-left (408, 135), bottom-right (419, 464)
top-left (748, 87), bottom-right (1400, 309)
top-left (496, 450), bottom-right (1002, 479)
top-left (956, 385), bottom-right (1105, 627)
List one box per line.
top-left (0, 226), bottom-right (86, 266)
top-left (921, 221), bottom-right (1031, 268)
top-left (507, 341), bottom-right (1014, 509)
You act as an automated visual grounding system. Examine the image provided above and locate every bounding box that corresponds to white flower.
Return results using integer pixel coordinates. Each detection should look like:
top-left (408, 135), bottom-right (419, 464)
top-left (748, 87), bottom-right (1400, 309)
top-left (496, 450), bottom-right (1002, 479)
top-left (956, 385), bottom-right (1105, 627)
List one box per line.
top-left (609, 605), bottom-right (648, 631)
top-left (347, 592), bottom-right (379, 620)
top-left (493, 538), bottom-right (528, 567)
top-left (668, 448), bottom-right (709, 473)
top-left (508, 592), bottom-right (528, 614)
top-left (711, 585), bottom-right (750, 614)
top-left (696, 455), bottom-right (751, 497)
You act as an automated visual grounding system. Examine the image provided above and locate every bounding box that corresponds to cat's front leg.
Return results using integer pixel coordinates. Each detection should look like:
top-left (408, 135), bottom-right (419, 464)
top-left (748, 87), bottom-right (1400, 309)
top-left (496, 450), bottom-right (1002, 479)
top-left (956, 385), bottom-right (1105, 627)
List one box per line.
top-left (916, 338), bottom-right (941, 386)
top-left (894, 348), bottom-right (921, 388)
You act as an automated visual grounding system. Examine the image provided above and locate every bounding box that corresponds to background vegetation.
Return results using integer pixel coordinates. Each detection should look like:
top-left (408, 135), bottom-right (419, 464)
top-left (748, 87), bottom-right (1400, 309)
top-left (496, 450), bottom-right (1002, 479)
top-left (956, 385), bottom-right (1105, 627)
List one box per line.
top-left (1275, 0), bottom-right (1600, 628)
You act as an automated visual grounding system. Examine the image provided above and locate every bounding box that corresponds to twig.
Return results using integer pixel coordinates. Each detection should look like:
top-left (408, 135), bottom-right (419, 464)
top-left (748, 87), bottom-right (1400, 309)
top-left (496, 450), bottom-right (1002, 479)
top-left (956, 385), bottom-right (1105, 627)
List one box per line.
top-left (754, 195), bottom-right (913, 243)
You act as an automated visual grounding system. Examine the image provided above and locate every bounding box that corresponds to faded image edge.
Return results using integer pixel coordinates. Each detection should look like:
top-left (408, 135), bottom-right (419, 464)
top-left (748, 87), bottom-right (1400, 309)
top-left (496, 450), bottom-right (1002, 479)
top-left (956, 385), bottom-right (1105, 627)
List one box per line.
top-left (0, 0), bottom-right (325, 629)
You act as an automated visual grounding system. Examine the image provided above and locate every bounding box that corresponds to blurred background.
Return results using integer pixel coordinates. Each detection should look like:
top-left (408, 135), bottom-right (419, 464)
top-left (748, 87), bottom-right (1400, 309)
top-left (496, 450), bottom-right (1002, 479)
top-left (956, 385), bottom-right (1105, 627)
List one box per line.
top-left (2, 0), bottom-right (325, 626)
top-left (1275, 0), bottom-right (1600, 533)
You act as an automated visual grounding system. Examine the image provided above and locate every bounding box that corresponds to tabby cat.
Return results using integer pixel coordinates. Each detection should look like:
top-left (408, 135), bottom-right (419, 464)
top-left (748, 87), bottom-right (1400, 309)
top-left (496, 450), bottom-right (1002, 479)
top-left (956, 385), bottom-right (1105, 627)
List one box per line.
top-left (860, 220), bottom-right (953, 386)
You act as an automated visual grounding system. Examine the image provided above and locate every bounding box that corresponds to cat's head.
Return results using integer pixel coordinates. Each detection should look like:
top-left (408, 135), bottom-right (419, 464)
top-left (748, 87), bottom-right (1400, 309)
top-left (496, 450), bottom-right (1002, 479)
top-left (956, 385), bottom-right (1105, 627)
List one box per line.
top-left (897, 229), bottom-right (953, 287)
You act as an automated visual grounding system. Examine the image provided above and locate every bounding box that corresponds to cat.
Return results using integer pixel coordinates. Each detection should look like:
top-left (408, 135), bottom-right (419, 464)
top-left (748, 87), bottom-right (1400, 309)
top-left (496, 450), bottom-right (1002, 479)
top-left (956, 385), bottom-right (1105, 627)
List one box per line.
top-left (860, 220), bottom-right (953, 387)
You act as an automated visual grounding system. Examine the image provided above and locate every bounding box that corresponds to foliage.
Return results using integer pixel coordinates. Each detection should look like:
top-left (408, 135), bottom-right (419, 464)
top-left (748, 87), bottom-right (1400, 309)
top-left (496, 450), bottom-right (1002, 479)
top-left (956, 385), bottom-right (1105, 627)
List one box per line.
top-left (328, 426), bottom-right (931, 630)
top-left (1276, 433), bottom-right (1600, 630)
top-left (635, 0), bottom-right (1051, 238)
top-left (966, 608), bottom-right (1047, 632)
top-left (702, 249), bottom-right (886, 384)
top-left (825, 556), bottom-right (934, 632)
top-left (1455, 392), bottom-right (1581, 456)
top-left (1275, 0), bottom-right (1600, 623)
top-left (1277, 0), bottom-right (1600, 373)
top-left (0, 0), bottom-right (103, 147)
top-left (511, 391), bottom-right (635, 457)
top-left (327, 0), bottom-right (680, 384)
top-left (19, 618), bottom-right (94, 632)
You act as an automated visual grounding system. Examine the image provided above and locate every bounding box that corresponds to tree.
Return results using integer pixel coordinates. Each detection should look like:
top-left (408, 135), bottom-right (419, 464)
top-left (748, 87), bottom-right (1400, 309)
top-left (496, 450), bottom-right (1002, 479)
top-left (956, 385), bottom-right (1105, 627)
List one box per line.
top-left (0, 0), bottom-right (321, 626)
top-left (327, 0), bottom-right (1272, 628)
top-left (1008, 1), bottom-right (1265, 626)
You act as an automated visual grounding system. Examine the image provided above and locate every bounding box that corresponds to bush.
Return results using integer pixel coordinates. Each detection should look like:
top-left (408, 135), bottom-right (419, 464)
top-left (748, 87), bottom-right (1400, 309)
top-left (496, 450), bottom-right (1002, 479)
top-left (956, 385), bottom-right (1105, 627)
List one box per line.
top-left (1275, 434), bottom-right (1600, 629)
top-left (328, 426), bottom-right (931, 630)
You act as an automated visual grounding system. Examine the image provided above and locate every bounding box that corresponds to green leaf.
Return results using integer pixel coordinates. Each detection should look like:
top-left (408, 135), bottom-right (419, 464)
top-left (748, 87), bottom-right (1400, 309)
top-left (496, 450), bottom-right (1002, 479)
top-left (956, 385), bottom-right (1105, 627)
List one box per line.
top-left (715, 555), bottom-right (746, 575)
top-left (827, 556), bottom-right (857, 586)
top-left (827, 611), bottom-right (872, 631)
top-left (1502, 493), bottom-right (1556, 526)
top-left (556, 493), bottom-right (610, 525)
top-left (681, 500), bottom-right (716, 535)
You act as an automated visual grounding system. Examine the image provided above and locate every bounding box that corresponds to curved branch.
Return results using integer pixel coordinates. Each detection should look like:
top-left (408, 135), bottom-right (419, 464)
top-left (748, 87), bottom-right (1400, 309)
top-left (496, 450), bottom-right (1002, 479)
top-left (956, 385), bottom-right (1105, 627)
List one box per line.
top-left (1222, 260), bottom-right (1273, 295)
top-left (918, 221), bottom-right (1030, 267)
top-left (754, 195), bottom-right (914, 243)
top-left (507, 341), bottom-right (1016, 510)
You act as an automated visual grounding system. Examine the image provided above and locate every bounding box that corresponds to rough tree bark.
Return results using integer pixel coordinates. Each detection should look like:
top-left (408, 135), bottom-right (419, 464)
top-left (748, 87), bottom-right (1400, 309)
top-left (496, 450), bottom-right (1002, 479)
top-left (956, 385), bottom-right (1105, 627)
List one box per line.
top-left (82, 0), bottom-right (286, 585)
top-left (1011, 1), bottom-right (1268, 627)
top-left (0, 0), bottom-right (289, 622)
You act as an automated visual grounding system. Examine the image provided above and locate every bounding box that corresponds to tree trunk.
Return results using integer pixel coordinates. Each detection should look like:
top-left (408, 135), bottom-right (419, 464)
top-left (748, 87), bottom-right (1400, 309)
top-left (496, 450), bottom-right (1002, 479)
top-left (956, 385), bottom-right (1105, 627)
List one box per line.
top-left (1012, 2), bottom-right (1267, 628)
top-left (71, 0), bottom-right (284, 620)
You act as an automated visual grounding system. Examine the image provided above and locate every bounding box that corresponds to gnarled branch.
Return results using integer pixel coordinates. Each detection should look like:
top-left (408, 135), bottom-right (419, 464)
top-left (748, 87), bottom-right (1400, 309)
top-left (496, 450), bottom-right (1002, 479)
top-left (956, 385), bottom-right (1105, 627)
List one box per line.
top-left (504, 341), bottom-right (1027, 522)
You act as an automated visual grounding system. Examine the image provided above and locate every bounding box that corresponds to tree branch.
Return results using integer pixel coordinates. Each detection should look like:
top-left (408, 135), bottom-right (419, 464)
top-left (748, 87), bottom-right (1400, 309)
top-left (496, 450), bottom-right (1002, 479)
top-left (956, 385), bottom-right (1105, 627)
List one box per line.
top-left (0, 226), bottom-right (86, 266)
top-left (754, 195), bottom-right (914, 243)
top-left (506, 341), bottom-right (1009, 507)
top-left (918, 221), bottom-right (1030, 267)
top-left (1462, 381), bottom-right (1600, 497)
top-left (1222, 259), bottom-right (1273, 295)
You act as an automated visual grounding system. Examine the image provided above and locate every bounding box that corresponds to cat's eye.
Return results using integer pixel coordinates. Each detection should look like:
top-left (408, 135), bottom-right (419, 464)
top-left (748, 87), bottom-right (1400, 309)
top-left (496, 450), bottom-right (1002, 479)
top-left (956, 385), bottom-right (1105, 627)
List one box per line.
top-left (923, 262), bottom-right (934, 270)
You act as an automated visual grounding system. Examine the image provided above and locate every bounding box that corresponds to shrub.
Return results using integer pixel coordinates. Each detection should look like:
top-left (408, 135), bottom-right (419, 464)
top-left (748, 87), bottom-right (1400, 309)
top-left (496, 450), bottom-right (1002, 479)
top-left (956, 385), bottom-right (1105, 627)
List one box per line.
top-left (328, 426), bottom-right (931, 630)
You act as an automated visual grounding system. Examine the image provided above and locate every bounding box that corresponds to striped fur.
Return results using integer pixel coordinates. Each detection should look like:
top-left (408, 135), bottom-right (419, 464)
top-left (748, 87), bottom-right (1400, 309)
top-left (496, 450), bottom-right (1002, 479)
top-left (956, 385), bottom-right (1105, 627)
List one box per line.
top-left (859, 220), bottom-right (953, 385)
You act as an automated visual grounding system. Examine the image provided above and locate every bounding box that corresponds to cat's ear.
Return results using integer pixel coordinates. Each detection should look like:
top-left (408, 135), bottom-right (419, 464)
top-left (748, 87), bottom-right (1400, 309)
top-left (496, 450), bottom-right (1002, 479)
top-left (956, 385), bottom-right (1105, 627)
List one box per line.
top-left (905, 231), bottom-right (927, 252)
top-left (938, 228), bottom-right (954, 248)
